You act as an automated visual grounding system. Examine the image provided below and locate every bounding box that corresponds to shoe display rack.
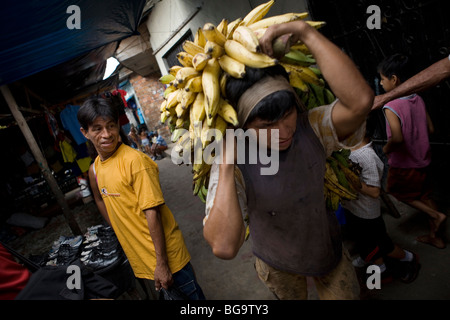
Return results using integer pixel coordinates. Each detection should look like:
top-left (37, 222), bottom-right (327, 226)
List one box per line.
top-left (45, 224), bottom-right (125, 272)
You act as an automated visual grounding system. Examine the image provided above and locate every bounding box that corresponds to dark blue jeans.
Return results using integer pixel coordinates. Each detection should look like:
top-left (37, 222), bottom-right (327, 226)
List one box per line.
top-left (172, 262), bottom-right (206, 300)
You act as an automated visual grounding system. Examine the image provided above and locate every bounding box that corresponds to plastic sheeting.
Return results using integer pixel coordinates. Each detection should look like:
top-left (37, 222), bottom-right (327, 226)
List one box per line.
top-left (0, 0), bottom-right (147, 87)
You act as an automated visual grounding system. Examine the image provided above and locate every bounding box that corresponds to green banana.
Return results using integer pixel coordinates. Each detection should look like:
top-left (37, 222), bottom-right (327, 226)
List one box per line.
top-left (309, 83), bottom-right (325, 106)
top-left (332, 151), bottom-right (349, 168)
top-left (324, 88), bottom-right (336, 104)
top-left (281, 49), bottom-right (316, 66)
top-left (328, 158), bottom-right (351, 191)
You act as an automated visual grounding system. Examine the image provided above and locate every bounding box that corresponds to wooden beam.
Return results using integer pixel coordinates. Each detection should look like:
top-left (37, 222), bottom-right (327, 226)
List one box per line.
top-left (18, 107), bottom-right (43, 115)
top-left (0, 84), bottom-right (82, 236)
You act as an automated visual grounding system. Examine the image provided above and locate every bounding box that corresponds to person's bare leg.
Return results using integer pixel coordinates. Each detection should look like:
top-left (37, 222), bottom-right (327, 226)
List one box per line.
top-left (407, 200), bottom-right (446, 248)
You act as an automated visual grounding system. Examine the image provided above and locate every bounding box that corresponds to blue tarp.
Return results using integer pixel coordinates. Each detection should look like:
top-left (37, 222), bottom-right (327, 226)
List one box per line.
top-left (0, 0), bottom-right (147, 87)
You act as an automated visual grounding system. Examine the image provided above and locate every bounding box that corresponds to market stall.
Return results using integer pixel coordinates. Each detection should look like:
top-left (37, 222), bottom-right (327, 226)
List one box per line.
top-left (0, 0), bottom-right (148, 235)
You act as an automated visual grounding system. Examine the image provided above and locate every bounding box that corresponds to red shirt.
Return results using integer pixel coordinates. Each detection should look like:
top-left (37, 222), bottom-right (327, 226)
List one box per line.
top-left (0, 244), bottom-right (31, 300)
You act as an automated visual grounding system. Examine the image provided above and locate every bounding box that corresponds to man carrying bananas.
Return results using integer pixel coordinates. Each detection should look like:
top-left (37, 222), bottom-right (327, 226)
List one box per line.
top-left (203, 20), bottom-right (374, 300)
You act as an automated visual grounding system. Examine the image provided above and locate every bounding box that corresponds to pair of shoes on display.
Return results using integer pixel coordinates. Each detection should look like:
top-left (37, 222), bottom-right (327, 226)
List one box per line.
top-left (80, 225), bottom-right (122, 270)
top-left (46, 235), bottom-right (83, 266)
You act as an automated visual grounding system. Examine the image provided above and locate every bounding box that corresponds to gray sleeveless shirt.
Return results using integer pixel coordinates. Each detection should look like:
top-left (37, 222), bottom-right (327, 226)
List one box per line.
top-left (237, 112), bottom-right (342, 276)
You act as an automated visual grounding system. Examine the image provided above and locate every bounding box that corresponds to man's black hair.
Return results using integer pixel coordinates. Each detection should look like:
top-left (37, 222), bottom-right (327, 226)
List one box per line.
top-left (377, 53), bottom-right (414, 83)
top-left (78, 95), bottom-right (132, 158)
top-left (226, 65), bottom-right (301, 126)
top-left (77, 96), bottom-right (119, 130)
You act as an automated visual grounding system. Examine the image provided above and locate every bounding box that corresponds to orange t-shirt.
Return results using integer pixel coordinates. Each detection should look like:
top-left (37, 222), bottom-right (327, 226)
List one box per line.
top-left (94, 144), bottom-right (190, 279)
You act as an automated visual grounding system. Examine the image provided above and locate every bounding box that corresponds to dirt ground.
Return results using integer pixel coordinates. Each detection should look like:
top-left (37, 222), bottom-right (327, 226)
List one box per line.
top-left (6, 143), bottom-right (450, 300)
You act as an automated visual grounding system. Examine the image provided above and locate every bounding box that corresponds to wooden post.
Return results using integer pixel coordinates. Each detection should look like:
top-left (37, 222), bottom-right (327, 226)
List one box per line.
top-left (1, 85), bottom-right (82, 235)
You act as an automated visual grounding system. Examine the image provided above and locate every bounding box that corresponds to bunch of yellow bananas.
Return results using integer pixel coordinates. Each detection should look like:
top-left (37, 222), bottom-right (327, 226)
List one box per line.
top-left (158, 0), bottom-right (339, 203)
top-left (324, 149), bottom-right (363, 211)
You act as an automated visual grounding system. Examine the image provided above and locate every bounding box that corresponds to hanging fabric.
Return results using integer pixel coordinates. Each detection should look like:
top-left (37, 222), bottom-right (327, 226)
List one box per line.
top-left (60, 105), bottom-right (87, 145)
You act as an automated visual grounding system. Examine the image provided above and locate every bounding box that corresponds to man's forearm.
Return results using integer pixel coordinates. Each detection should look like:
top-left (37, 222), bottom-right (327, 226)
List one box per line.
top-left (374, 56), bottom-right (450, 109)
top-left (203, 164), bottom-right (245, 260)
top-left (145, 208), bottom-right (169, 265)
top-left (298, 22), bottom-right (373, 114)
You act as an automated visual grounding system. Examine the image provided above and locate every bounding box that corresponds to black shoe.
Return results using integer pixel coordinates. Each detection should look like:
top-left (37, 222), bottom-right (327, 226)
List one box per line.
top-left (399, 254), bottom-right (421, 283)
top-left (56, 244), bottom-right (77, 265)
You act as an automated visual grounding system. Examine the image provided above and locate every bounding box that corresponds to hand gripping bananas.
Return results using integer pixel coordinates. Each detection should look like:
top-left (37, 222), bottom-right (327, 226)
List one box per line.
top-left (157, 0), bottom-right (357, 205)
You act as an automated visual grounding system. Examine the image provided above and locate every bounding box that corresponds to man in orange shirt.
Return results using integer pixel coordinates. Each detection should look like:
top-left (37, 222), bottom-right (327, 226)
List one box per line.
top-left (78, 96), bottom-right (204, 299)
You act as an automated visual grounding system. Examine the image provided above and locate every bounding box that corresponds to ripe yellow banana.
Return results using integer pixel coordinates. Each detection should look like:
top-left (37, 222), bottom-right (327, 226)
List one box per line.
top-left (183, 40), bottom-right (205, 56)
top-left (171, 127), bottom-right (186, 143)
top-left (286, 69), bottom-right (309, 92)
top-left (201, 117), bottom-right (213, 149)
top-left (193, 162), bottom-right (211, 182)
top-left (190, 92), bottom-right (206, 124)
top-left (290, 43), bottom-right (311, 55)
top-left (177, 51), bottom-right (194, 67)
top-left (306, 21), bottom-right (326, 29)
top-left (252, 28), bottom-right (266, 39)
top-left (192, 53), bottom-right (211, 71)
top-left (202, 23), bottom-right (227, 47)
top-left (248, 12), bottom-right (309, 31)
top-left (218, 54), bottom-right (246, 79)
top-left (184, 76), bottom-right (203, 93)
top-left (176, 102), bottom-right (190, 119)
top-left (176, 116), bottom-right (189, 129)
top-left (159, 100), bottom-right (168, 113)
top-left (224, 40), bottom-right (277, 68)
top-left (202, 58), bottom-right (221, 126)
top-left (166, 89), bottom-right (182, 109)
top-left (214, 115), bottom-right (228, 144)
top-left (169, 65), bottom-right (183, 77)
top-left (226, 17), bottom-right (243, 39)
top-left (219, 73), bottom-right (229, 98)
top-left (282, 63), bottom-right (323, 86)
top-left (241, 0), bottom-right (275, 26)
top-left (175, 67), bottom-right (200, 86)
top-left (194, 27), bottom-right (207, 47)
top-left (218, 98), bottom-right (239, 127)
top-left (180, 90), bottom-right (197, 110)
top-left (217, 18), bottom-right (228, 36)
top-left (164, 85), bottom-right (176, 98)
top-left (160, 110), bottom-right (170, 123)
top-left (232, 25), bottom-right (261, 53)
top-left (204, 40), bottom-right (225, 58)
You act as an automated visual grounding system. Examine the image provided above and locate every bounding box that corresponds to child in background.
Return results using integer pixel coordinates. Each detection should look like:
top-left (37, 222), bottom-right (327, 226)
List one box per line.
top-left (379, 54), bottom-right (446, 249)
top-left (139, 128), bottom-right (151, 154)
top-left (128, 125), bottom-right (141, 150)
top-left (342, 115), bottom-right (420, 284)
top-left (150, 130), bottom-right (168, 161)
